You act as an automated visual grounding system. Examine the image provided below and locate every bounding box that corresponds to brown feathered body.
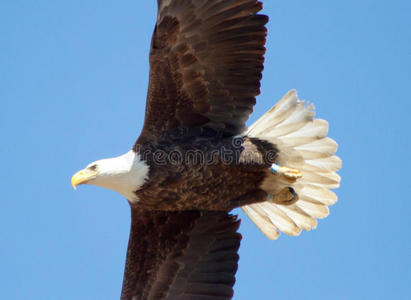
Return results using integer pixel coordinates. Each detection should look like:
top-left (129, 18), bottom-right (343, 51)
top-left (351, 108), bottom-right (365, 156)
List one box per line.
top-left (133, 135), bottom-right (278, 211)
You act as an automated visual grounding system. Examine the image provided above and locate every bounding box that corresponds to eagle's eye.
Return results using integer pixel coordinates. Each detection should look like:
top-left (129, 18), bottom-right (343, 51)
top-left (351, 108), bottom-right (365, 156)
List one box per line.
top-left (88, 164), bottom-right (97, 171)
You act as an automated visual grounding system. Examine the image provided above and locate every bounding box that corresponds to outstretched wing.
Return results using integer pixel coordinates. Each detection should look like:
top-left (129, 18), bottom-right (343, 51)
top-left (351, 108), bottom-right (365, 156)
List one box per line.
top-left (140, 0), bottom-right (268, 140)
top-left (121, 209), bottom-right (241, 300)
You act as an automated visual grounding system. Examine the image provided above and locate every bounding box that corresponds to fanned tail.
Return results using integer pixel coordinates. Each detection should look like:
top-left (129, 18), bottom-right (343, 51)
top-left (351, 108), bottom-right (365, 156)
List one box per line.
top-left (242, 90), bottom-right (341, 240)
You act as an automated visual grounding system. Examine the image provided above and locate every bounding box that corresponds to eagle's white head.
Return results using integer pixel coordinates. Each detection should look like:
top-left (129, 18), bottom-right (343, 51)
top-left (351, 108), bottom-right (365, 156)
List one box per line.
top-left (71, 150), bottom-right (149, 202)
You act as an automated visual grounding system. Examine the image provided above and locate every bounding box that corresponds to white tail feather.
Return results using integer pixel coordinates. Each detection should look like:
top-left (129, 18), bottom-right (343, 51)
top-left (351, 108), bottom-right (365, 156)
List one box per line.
top-left (242, 90), bottom-right (341, 240)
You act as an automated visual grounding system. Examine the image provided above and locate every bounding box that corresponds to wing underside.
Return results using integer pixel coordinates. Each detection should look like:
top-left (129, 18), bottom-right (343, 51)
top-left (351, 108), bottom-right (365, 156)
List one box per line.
top-left (121, 209), bottom-right (241, 300)
top-left (140, 0), bottom-right (268, 140)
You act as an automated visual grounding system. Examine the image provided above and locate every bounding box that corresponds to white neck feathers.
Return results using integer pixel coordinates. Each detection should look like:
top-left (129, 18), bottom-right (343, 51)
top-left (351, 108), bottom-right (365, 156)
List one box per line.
top-left (87, 150), bottom-right (149, 202)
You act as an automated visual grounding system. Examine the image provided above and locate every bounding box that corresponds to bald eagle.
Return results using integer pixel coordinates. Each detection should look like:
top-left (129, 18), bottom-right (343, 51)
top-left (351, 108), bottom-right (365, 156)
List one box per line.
top-left (71, 1), bottom-right (341, 299)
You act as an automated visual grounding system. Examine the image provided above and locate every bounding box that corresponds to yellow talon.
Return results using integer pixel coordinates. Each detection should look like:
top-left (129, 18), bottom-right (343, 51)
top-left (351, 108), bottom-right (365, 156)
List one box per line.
top-left (279, 166), bottom-right (302, 182)
top-left (270, 164), bottom-right (302, 183)
top-left (271, 187), bottom-right (299, 206)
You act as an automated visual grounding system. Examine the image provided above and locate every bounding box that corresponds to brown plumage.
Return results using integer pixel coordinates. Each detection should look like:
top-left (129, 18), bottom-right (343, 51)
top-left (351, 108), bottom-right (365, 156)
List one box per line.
top-left (133, 137), bottom-right (277, 211)
top-left (121, 210), bottom-right (241, 300)
top-left (140, 0), bottom-right (268, 141)
top-left (123, 1), bottom-right (269, 299)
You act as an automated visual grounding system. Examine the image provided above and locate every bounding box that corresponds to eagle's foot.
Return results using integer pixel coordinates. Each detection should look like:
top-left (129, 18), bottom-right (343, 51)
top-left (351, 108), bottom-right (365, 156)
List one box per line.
top-left (270, 164), bottom-right (302, 183)
top-left (271, 187), bottom-right (299, 206)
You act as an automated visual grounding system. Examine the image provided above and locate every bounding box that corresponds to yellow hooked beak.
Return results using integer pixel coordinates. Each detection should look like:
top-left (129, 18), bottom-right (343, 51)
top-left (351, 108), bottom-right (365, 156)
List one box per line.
top-left (71, 169), bottom-right (98, 190)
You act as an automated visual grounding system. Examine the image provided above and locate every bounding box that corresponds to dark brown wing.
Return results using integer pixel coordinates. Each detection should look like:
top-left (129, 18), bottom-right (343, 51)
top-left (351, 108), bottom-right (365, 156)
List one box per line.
top-left (121, 208), bottom-right (242, 300)
top-left (140, 0), bottom-right (268, 140)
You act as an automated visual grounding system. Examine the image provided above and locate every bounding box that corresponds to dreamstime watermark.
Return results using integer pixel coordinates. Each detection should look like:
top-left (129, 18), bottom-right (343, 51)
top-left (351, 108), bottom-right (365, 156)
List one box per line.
top-left (135, 140), bottom-right (277, 166)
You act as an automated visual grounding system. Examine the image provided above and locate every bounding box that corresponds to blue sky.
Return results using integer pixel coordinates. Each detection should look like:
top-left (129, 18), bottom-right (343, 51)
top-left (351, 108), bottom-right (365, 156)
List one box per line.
top-left (1, 1), bottom-right (410, 299)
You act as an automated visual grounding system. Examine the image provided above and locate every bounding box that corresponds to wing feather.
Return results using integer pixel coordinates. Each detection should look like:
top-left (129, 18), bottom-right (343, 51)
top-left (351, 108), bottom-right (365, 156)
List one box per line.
top-left (120, 209), bottom-right (241, 300)
top-left (140, 0), bottom-right (268, 140)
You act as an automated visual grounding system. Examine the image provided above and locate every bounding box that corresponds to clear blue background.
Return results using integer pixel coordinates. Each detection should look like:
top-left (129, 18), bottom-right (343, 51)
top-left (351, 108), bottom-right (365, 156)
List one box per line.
top-left (1, 1), bottom-right (410, 299)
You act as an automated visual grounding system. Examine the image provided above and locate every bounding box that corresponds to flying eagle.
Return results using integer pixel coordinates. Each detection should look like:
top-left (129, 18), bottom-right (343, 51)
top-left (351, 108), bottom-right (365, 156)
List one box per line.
top-left (71, 1), bottom-right (341, 299)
